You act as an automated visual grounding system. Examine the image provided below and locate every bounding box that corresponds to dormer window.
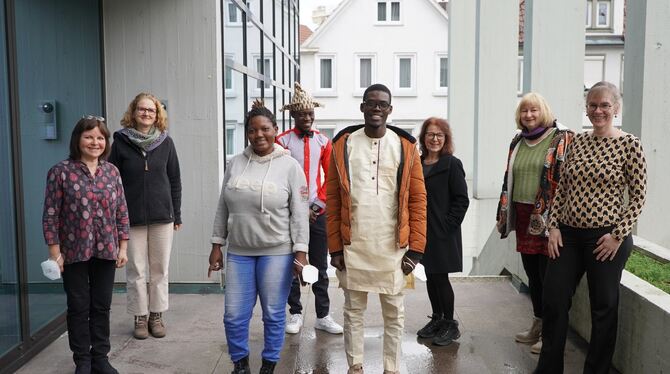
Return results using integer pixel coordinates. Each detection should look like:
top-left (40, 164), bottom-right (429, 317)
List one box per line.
top-left (586, 0), bottom-right (612, 30)
top-left (377, 1), bottom-right (401, 23)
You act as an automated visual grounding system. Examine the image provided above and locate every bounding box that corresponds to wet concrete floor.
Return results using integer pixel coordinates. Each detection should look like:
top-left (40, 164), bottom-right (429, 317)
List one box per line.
top-left (16, 277), bottom-right (594, 373)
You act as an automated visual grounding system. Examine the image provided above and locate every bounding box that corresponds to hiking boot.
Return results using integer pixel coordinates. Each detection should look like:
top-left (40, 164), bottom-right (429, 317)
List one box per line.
top-left (91, 358), bottom-right (119, 374)
top-left (417, 314), bottom-right (445, 339)
top-left (530, 337), bottom-right (543, 354)
top-left (314, 314), bottom-right (343, 334)
top-left (432, 319), bottom-right (461, 346)
top-left (133, 315), bottom-right (149, 340)
top-left (149, 312), bottom-right (166, 338)
top-left (259, 359), bottom-right (276, 374)
top-left (347, 363), bottom-right (364, 374)
top-left (285, 313), bottom-right (303, 334)
top-left (231, 356), bottom-right (250, 374)
top-left (515, 317), bottom-right (542, 344)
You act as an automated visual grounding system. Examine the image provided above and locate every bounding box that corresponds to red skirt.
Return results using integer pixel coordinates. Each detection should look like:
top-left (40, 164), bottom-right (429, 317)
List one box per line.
top-left (514, 203), bottom-right (548, 255)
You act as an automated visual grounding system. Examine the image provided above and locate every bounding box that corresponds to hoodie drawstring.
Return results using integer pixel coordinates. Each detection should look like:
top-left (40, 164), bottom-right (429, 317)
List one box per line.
top-left (260, 156), bottom-right (274, 213)
top-left (236, 155), bottom-right (253, 189)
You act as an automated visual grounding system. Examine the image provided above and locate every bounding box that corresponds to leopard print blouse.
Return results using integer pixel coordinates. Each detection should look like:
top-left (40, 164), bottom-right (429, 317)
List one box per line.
top-left (547, 132), bottom-right (647, 241)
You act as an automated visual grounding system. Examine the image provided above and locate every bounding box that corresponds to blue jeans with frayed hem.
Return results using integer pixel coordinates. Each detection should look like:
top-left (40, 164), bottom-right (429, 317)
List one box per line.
top-left (224, 253), bottom-right (294, 362)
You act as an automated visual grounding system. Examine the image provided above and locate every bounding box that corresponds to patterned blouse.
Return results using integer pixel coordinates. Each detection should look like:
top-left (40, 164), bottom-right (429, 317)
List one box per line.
top-left (42, 159), bottom-right (130, 264)
top-left (547, 132), bottom-right (647, 242)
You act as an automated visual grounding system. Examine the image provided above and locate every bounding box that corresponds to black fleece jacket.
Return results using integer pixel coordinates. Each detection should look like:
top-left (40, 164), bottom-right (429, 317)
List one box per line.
top-left (108, 131), bottom-right (182, 226)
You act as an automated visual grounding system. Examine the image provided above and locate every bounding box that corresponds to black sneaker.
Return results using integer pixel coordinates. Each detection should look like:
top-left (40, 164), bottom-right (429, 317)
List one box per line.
top-left (417, 314), bottom-right (444, 339)
top-left (259, 359), bottom-right (277, 374)
top-left (231, 356), bottom-right (251, 374)
top-left (432, 319), bottom-right (461, 346)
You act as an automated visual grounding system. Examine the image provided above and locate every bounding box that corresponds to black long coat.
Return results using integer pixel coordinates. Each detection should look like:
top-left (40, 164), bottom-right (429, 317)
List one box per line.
top-left (421, 154), bottom-right (470, 274)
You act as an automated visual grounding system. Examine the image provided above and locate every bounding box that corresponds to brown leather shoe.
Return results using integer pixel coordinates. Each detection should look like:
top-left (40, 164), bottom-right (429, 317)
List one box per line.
top-left (347, 364), bottom-right (364, 374)
top-left (149, 312), bottom-right (166, 338)
top-left (133, 315), bottom-right (149, 340)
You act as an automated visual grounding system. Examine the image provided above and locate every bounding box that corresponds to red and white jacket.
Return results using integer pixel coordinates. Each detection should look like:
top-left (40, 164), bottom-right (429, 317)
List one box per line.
top-left (276, 127), bottom-right (332, 211)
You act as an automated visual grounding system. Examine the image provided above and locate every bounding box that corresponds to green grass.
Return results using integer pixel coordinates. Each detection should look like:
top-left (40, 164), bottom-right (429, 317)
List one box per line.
top-left (625, 250), bottom-right (670, 294)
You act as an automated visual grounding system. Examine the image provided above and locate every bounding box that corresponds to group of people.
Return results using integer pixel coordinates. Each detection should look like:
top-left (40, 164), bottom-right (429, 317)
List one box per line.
top-left (43, 79), bottom-right (646, 374)
top-left (42, 93), bottom-right (182, 374)
top-left (497, 82), bottom-right (647, 374)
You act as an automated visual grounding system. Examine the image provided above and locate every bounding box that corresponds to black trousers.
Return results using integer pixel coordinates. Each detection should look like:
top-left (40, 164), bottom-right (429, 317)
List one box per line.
top-left (521, 253), bottom-right (548, 318)
top-left (62, 257), bottom-right (116, 366)
top-left (288, 214), bottom-right (330, 318)
top-left (426, 273), bottom-right (455, 320)
top-left (535, 225), bottom-right (632, 374)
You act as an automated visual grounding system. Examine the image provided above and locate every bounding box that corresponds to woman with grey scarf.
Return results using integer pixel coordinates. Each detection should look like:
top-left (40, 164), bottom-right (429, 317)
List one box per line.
top-left (108, 92), bottom-right (182, 340)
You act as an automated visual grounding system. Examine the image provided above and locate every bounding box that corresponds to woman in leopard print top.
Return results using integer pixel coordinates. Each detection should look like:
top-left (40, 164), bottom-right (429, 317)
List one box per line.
top-left (535, 81), bottom-right (647, 374)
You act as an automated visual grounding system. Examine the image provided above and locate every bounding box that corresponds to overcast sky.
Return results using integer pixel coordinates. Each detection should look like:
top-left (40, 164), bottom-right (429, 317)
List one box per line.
top-left (299, 0), bottom-right (343, 30)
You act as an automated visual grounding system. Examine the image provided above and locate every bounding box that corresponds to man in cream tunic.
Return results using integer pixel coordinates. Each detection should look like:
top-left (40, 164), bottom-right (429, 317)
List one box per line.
top-left (327, 84), bottom-right (427, 374)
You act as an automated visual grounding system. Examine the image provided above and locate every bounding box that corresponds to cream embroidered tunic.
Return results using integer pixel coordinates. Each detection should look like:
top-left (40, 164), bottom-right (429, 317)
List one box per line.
top-left (337, 128), bottom-right (405, 294)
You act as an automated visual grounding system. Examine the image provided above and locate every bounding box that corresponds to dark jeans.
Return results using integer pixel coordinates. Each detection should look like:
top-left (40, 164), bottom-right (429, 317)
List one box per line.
top-left (536, 225), bottom-right (632, 374)
top-left (426, 273), bottom-right (455, 320)
top-left (62, 258), bottom-right (116, 367)
top-left (288, 214), bottom-right (330, 318)
top-left (521, 253), bottom-right (548, 318)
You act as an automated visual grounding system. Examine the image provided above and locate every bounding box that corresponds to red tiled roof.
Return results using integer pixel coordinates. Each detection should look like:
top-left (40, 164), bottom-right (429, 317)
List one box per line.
top-left (300, 24), bottom-right (313, 45)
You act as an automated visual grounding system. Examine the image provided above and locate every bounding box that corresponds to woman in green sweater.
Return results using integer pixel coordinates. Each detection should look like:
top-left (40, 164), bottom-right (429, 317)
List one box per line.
top-left (496, 92), bottom-right (573, 354)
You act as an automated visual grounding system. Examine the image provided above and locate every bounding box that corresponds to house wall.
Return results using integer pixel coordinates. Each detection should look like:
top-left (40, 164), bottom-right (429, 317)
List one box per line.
top-left (301, 0), bottom-right (449, 135)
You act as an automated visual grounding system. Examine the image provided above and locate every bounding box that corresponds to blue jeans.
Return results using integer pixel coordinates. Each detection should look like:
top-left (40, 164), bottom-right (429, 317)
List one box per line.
top-left (224, 253), bottom-right (294, 363)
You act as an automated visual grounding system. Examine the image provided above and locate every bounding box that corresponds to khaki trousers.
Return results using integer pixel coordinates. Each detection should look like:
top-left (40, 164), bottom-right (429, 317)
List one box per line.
top-left (342, 288), bottom-right (404, 372)
top-left (126, 223), bottom-right (174, 316)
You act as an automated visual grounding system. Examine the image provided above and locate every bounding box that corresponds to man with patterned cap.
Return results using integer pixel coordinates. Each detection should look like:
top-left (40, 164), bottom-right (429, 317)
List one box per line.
top-left (277, 82), bottom-right (343, 335)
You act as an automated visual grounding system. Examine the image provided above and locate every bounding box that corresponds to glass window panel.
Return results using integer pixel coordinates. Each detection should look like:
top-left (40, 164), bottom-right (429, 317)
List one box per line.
top-left (224, 68), bottom-right (246, 161)
top-left (586, 1), bottom-right (592, 27)
top-left (584, 57), bottom-right (604, 90)
top-left (0, 0), bottom-right (21, 356)
top-left (320, 59), bottom-right (332, 89)
top-left (391, 2), bottom-right (400, 21)
top-left (225, 65), bottom-right (233, 90)
top-left (377, 2), bottom-right (387, 21)
top-left (439, 57), bottom-right (448, 88)
top-left (228, 2), bottom-right (238, 23)
top-left (597, 1), bottom-right (609, 26)
top-left (399, 58), bottom-right (411, 88)
top-left (360, 58), bottom-right (372, 88)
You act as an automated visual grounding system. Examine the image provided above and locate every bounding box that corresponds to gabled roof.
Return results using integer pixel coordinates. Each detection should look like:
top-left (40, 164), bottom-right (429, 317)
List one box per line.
top-left (299, 24), bottom-right (313, 45)
top-left (301, 0), bottom-right (448, 49)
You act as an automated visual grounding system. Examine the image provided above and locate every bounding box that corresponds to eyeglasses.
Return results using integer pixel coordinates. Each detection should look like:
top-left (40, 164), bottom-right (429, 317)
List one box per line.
top-left (362, 100), bottom-right (391, 110)
top-left (136, 107), bottom-right (157, 115)
top-left (82, 115), bottom-right (105, 122)
top-left (425, 132), bottom-right (445, 140)
top-left (587, 103), bottom-right (613, 111)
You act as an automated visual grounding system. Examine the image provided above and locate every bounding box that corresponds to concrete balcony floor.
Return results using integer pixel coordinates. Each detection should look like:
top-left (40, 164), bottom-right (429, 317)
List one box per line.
top-left (15, 277), bottom-right (599, 374)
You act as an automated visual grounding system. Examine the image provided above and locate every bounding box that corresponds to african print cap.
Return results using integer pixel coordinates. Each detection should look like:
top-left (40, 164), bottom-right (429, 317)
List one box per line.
top-left (281, 82), bottom-right (324, 111)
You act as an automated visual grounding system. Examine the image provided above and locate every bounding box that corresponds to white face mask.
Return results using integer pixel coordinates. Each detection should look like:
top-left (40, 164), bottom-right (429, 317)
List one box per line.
top-left (301, 264), bottom-right (319, 284)
top-left (41, 258), bottom-right (61, 280)
top-left (413, 263), bottom-right (427, 282)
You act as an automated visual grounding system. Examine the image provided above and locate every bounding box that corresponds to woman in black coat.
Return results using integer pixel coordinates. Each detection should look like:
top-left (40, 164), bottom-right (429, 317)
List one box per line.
top-left (416, 117), bottom-right (470, 347)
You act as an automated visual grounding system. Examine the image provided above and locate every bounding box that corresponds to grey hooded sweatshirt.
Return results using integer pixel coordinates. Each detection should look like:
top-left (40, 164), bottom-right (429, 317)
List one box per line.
top-left (211, 143), bottom-right (309, 256)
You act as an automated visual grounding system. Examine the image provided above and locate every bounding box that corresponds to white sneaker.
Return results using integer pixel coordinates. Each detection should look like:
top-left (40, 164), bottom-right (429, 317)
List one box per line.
top-left (314, 314), bottom-right (344, 334)
top-left (285, 314), bottom-right (303, 334)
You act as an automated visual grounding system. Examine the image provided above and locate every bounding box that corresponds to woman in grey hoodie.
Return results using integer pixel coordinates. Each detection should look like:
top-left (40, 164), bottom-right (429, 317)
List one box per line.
top-left (208, 100), bottom-right (309, 374)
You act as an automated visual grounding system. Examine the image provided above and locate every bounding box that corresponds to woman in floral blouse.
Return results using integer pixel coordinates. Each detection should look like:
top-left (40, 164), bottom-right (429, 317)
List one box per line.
top-left (43, 116), bottom-right (129, 374)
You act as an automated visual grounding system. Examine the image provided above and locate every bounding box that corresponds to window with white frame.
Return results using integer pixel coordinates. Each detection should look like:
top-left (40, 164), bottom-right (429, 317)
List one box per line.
top-left (376, 1), bottom-right (401, 23)
top-left (227, 1), bottom-right (250, 25)
top-left (354, 54), bottom-right (376, 93)
top-left (435, 53), bottom-right (448, 95)
top-left (586, 0), bottom-right (611, 29)
top-left (225, 124), bottom-right (237, 157)
top-left (256, 57), bottom-right (271, 89)
top-left (394, 53), bottom-right (416, 95)
top-left (315, 54), bottom-right (336, 95)
top-left (584, 55), bottom-right (605, 91)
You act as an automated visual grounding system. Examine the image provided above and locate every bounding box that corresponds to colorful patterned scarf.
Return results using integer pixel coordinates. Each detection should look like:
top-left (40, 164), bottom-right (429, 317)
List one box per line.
top-left (120, 127), bottom-right (167, 152)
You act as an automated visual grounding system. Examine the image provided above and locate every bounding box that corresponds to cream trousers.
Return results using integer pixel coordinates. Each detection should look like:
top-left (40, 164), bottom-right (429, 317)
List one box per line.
top-left (342, 287), bottom-right (404, 372)
top-left (126, 223), bottom-right (174, 316)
